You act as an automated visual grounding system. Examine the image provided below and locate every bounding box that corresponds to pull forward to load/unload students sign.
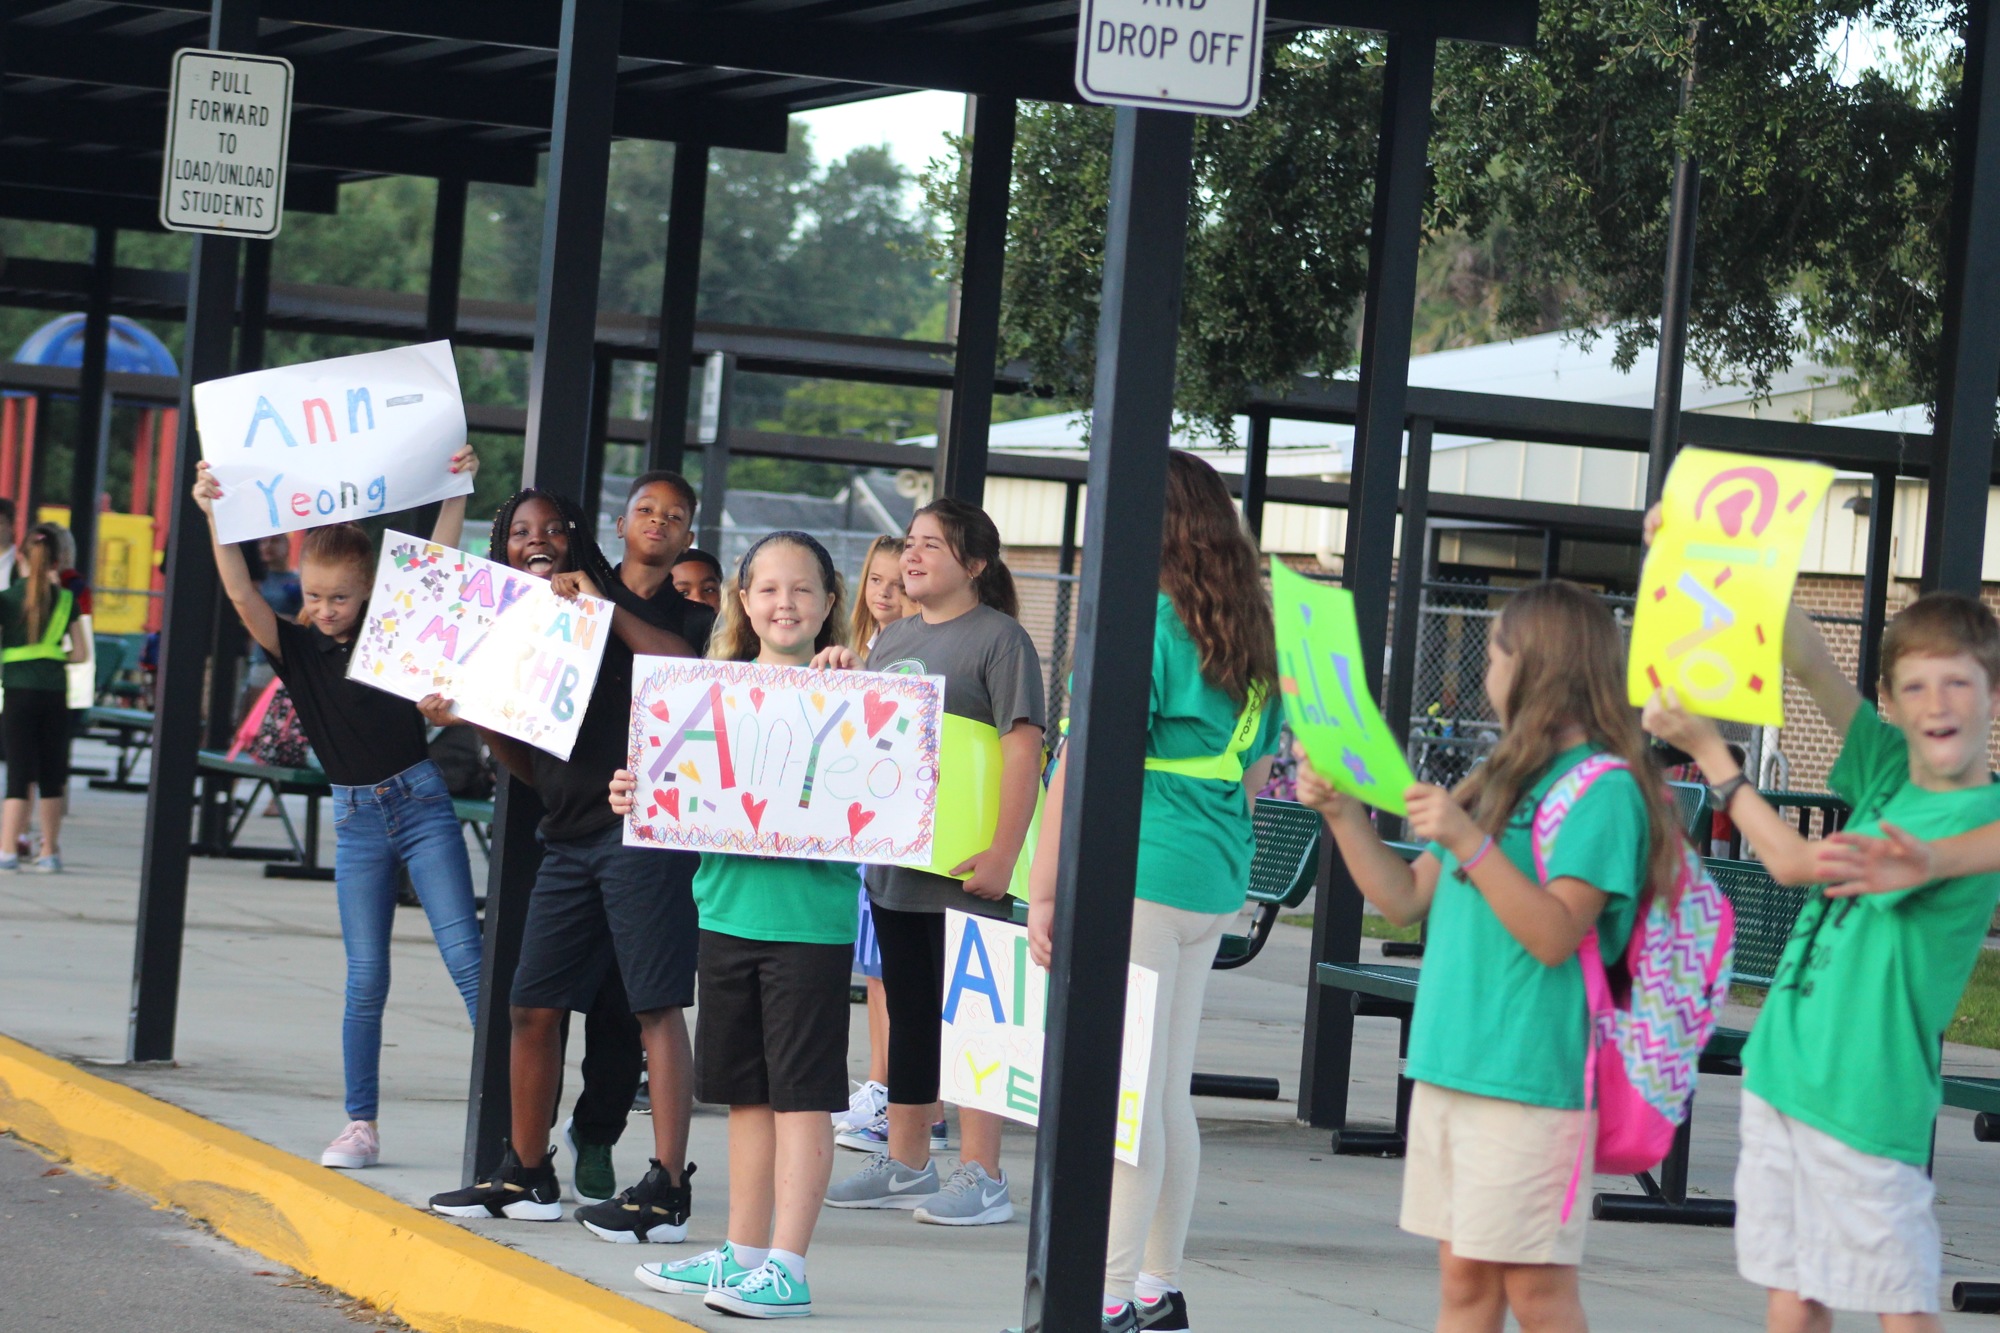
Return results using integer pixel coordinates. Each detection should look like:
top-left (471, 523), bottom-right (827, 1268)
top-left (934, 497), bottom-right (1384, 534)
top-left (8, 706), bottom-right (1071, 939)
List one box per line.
top-left (160, 48), bottom-right (293, 238)
top-left (1629, 448), bottom-right (1835, 727)
top-left (1075, 0), bottom-right (1266, 116)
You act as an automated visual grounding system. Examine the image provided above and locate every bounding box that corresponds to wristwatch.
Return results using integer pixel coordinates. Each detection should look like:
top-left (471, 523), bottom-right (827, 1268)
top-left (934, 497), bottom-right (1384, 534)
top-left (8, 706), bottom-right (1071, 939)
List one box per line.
top-left (1708, 773), bottom-right (1751, 811)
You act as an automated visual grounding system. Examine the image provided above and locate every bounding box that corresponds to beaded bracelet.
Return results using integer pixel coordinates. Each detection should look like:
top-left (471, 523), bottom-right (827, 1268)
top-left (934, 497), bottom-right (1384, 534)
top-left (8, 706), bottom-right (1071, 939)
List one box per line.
top-left (1461, 835), bottom-right (1495, 873)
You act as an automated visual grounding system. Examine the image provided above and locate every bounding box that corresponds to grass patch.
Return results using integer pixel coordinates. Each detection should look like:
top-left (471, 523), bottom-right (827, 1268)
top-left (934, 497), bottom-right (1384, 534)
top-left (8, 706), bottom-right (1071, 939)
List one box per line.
top-left (1728, 947), bottom-right (2000, 1050)
top-left (1278, 912), bottom-right (1422, 943)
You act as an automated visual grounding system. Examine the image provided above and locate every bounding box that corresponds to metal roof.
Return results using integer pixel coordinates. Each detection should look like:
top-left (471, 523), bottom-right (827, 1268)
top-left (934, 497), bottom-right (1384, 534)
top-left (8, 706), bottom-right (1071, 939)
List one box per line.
top-left (1, 0), bottom-right (1539, 231)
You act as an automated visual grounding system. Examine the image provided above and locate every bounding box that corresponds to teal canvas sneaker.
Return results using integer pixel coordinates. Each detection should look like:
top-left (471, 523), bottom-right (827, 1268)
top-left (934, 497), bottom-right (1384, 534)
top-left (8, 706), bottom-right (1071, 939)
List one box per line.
top-left (705, 1260), bottom-right (811, 1319)
top-left (635, 1242), bottom-right (748, 1295)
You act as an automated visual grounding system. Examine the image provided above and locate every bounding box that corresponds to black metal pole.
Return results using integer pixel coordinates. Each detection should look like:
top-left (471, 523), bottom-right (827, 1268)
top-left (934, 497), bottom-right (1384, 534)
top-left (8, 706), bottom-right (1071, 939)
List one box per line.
top-left (237, 239), bottom-right (271, 374)
top-left (1022, 106), bottom-right (1194, 1333)
top-left (1302, 32), bottom-right (1435, 1129)
top-left (1646, 32), bottom-right (1702, 508)
top-left (464, 0), bottom-right (621, 1182)
top-left (1923, 0), bottom-right (2000, 594)
top-left (128, 0), bottom-right (254, 1065)
top-left (1243, 410), bottom-right (1270, 540)
top-left (649, 144), bottom-right (709, 476)
top-left (427, 178), bottom-right (468, 344)
top-left (1857, 472), bottom-right (1896, 698)
top-left (583, 351), bottom-right (613, 524)
top-left (696, 353), bottom-right (734, 555)
top-left (936, 96), bottom-right (1016, 507)
top-left (67, 224), bottom-right (116, 584)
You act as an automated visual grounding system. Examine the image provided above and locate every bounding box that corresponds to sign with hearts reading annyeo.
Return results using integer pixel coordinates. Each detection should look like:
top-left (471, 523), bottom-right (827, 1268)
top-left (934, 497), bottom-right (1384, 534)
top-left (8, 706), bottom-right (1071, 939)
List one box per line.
top-left (622, 658), bottom-right (946, 866)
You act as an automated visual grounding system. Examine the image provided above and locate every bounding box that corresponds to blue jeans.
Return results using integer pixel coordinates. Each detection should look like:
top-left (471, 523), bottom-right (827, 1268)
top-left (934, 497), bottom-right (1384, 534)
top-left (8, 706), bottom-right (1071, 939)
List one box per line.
top-left (331, 759), bottom-right (482, 1121)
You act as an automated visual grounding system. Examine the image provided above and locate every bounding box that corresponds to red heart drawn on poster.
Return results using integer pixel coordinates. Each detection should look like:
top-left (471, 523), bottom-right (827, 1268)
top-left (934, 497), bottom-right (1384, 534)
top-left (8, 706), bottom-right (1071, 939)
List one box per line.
top-left (654, 788), bottom-right (679, 821)
top-left (862, 690), bottom-right (897, 738)
top-left (749, 687), bottom-right (766, 711)
top-left (847, 803), bottom-right (876, 838)
top-left (1713, 487), bottom-right (1755, 538)
top-left (742, 793), bottom-right (768, 832)
top-left (647, 700), bottom-right (673, 724)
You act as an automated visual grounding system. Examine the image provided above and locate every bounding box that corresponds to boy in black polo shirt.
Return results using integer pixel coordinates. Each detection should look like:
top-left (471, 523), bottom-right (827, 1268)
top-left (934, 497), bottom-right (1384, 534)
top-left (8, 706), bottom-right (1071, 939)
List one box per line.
top-left (429, 476), bottom-right (713, 1240)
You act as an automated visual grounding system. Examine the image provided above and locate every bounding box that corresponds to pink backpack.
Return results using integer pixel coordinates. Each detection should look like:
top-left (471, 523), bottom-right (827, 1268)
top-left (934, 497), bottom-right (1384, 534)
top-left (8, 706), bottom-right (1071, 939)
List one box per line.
top-left (1531, 753), bottom-right (1735, 1221)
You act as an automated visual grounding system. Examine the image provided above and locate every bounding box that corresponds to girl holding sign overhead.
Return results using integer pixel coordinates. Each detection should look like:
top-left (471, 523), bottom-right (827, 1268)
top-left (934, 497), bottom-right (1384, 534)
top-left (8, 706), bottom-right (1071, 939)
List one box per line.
top-left (1026, 451), bottom-right (1283, 1333)
top-left (609, 530), bottom-right (855, 1319)
top-left (1294, 581), bottom-right (1682, 1333)
top-left (817, 499), bottom-right (1045, 1227)
top-left (190, 446), bottom-right (483, 1175)
top-left (427, 477), bottom-right (712, 1244)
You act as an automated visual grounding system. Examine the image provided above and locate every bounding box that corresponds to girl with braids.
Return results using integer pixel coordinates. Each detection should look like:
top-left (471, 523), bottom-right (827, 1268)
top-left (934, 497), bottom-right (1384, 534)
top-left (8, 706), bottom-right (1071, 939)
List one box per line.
top-left (0, 521), bottom-right (91, 871)
top-left (1295, 580), bottom-right (1679, 1333)
top-left (817, 497), bottom-right (1044, 1227)
top-left (1026, 451), bottom-right (1283, 1332)
top-left (429, 475), bottom-right (715, 1245)
top-left (610, 532), bottom-right (853, 1318)
top-left (190, 447), bottom-right (483, 1174)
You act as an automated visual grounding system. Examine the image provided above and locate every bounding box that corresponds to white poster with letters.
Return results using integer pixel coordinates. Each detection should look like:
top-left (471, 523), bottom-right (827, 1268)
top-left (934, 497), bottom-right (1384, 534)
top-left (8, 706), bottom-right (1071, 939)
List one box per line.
top-left (192, 341), bottom-right (470, 544)
top-left (940, 910), bottom-right (1157, 1166)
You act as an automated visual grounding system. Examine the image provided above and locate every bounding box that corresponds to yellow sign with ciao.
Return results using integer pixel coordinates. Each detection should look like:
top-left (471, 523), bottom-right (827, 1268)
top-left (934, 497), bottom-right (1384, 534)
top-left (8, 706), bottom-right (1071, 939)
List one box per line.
top-left (1628, 448), bottom-right (1835, 727)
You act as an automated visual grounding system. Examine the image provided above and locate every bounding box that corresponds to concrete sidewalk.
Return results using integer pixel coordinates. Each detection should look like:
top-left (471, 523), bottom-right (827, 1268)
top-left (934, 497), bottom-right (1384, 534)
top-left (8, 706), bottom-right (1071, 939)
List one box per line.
top-left (4, 742), bottom-right (2000, 1330)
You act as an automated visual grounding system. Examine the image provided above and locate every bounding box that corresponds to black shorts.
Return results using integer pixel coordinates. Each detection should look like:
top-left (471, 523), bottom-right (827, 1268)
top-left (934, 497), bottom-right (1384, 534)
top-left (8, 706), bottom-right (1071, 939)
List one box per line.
top-left (694, 929), bottom-right (852, 1113)
top-left (510, 822), bottom-right (699, 1014)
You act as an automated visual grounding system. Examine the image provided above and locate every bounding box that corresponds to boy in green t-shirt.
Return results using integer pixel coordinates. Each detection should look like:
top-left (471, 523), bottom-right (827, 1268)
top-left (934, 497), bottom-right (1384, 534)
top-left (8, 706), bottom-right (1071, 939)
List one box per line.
top-left (1645, 593), bottom-right (2000, 1332)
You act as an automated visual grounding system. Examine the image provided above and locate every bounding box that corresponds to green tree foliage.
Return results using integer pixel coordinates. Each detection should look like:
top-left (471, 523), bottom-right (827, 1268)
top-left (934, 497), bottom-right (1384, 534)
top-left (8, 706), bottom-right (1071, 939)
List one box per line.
top-left (965, 5), bottom-right (1961, 428)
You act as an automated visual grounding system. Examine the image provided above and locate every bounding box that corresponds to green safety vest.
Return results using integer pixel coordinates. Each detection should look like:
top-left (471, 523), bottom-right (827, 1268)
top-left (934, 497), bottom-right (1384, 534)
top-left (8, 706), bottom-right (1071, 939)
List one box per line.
top-left (1140, 683), bottom-right (1268, 784)
top-left (3, 588), bottom-right (72, 664)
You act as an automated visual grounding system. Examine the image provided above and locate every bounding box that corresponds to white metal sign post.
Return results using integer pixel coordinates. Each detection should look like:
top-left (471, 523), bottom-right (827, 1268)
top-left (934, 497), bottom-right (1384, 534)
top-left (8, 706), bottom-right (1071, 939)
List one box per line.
top-left (1074, 0), bottom-right (1266, 117)
top-left (159, 48), bottom-right (294, 238)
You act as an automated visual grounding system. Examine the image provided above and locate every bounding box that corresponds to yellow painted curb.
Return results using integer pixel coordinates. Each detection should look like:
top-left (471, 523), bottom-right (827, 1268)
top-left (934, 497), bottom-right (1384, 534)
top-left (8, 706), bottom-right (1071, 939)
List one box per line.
top-left (0, 1033), bottom-right (704, 1333)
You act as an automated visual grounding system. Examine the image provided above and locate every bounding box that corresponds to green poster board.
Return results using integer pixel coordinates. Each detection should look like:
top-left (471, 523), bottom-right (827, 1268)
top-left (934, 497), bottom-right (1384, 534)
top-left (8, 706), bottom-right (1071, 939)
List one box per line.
top-left (1270, 559), bottom-right (1416, 816)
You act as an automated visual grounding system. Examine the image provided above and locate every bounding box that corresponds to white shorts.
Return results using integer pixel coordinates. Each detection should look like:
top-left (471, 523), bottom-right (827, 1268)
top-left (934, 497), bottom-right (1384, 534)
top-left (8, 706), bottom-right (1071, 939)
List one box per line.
top-left (1734, 1091), bottom-right (1940, 1314)
top-left (1400, 1080), bottom-right (1595, 1266)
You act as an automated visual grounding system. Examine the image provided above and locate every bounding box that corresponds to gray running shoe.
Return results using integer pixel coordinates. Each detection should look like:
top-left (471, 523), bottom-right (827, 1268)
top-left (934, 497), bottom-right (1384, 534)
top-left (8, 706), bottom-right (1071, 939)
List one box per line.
top-left (913, 1162), bottom-right (1013, 1226)
top-left (823, 1152), bottom-right (938, 1210)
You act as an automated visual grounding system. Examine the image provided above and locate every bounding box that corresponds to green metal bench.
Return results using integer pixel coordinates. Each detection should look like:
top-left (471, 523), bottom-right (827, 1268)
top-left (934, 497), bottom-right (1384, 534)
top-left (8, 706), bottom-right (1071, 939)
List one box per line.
top-left (452, 796), bottom-right (496, 857)
top-left (1667, 780), bottom-right (1712, 846)
top-left (1213, 799), bottom-right (1325, 969)
top-left (193, 749), bottom-right (333, 881)
top-left (83, 704), bottom-right (154, 791)
top-left (1313, 839), bottom-right (1426, 1154)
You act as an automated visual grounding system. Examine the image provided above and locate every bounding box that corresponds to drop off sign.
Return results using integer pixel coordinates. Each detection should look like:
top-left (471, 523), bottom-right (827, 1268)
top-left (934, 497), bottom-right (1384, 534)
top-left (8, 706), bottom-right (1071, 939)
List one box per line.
top-left (160, 49), bottom-right (294, 238)
top-left (1075, 0), bottom-right (1265, 117)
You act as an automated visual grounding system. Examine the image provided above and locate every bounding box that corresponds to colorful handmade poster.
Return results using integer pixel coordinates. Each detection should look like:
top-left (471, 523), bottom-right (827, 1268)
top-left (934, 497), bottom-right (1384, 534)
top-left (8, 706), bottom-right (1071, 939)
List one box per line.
top-left (623, 658), bottom-right (946, 866)
top-left (1629, 448), bottom-right (1835, 726)
top-left (1271, 559), bottom-right (1416, 815)
top-left (193, 340), bottom-right (470, 544)
top-left (940, 910), bottom-right (1158, 1166)
top-left (347, 533), bottom-right (610, 759)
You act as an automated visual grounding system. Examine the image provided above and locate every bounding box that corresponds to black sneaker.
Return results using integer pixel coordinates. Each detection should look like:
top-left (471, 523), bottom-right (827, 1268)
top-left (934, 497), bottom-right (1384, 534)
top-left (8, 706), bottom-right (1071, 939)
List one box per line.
top-left (1135, 1290), bottom-right (1189, 1330)
top-left (575, 1159), bottom-right (694, 1243)
top-left (428, 1143), bottom-right (562, 1221)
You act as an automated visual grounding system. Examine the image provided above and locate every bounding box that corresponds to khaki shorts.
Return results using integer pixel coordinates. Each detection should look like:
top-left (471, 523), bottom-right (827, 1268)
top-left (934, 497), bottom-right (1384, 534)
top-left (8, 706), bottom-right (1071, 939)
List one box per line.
top-left (1734, 1092), bottom-right (1940, 1314)
top-left (1400, 1080), bottom-right (1595, 1266)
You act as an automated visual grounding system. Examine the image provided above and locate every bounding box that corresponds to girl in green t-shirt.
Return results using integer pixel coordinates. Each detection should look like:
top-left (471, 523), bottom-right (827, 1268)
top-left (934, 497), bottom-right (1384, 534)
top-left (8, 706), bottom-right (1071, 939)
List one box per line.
top-left (1026, 451), bottom-right (1282, 1331)
top-left (1296, 581), bottom-right (1682, 1333)
top-left (611, 531), bottom-right (854, 1321)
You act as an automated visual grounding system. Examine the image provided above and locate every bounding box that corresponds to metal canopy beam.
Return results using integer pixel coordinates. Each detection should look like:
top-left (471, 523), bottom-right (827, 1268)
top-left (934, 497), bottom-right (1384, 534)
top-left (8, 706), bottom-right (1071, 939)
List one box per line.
top-left (1923, 0), bottom-right (2000, 593)
top-left (466, 0), bottom-right (623, 1185)
top-left (426, 179), bottom-right (468, 343)
top-left (0, 146), bottom-right (341, 213)
top-left (4, 25), bottom-right (791, 152)
top-left (937, 96), bottom-right (1016, 506)
top-left (1024, 105), bottom-right (1195, 1333)
top-left (1, 93), bottom-right (545, 186)
top-left (127, 0), bottom-right (250, 1067)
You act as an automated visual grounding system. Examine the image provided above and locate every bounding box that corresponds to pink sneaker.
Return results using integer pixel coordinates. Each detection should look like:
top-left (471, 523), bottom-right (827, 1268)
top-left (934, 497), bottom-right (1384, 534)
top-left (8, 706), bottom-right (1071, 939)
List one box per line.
top-left (320, 1120), bottom-right (379, 1169)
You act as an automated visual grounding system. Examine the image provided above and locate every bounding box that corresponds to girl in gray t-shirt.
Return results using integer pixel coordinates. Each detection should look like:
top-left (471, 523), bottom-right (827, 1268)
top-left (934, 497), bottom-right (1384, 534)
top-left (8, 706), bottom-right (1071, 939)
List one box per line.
top-left (818, 499), bottom-right (1044, 1227)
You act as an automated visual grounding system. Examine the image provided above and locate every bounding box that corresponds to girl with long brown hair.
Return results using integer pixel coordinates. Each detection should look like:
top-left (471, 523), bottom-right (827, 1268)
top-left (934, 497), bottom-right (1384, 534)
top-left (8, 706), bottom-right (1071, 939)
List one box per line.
top-left (1026, 451), bottom-right (1283, 1331)
top-left (1296, 579), bottom-right (1680, 1333)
